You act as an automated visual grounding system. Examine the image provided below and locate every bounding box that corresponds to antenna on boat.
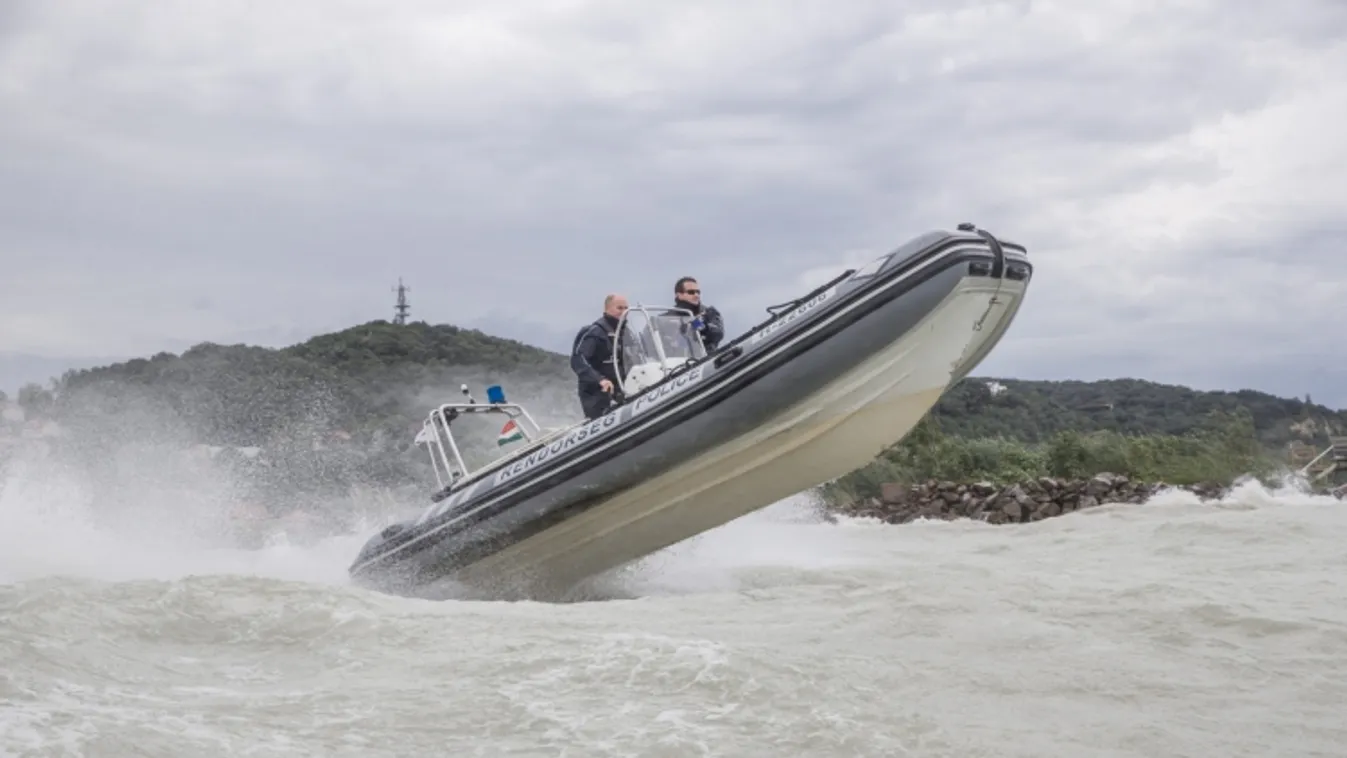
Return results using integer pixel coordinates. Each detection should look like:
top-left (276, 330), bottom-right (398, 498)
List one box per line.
top-left (461, 384), bottom-right (476, 405)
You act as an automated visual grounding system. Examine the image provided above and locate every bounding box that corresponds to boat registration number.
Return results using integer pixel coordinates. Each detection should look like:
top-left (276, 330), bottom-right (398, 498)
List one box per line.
top-left (751, 286), bottom-right (835, 344)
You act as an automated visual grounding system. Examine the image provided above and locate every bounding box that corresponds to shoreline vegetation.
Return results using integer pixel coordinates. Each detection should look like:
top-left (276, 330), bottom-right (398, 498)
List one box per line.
top-left (818, 410), bottom-right (1269, 505)
top-left (816, 412), bottom-right (1345, 522)
top-left (2, 320), bottom-right (1344, 517)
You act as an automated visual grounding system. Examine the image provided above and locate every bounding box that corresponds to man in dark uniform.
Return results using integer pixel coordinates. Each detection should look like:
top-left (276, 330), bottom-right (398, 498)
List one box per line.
top-left (673, 277), bottom-right (725, 352)
top-left (570, 293), bottom-right (628, 420)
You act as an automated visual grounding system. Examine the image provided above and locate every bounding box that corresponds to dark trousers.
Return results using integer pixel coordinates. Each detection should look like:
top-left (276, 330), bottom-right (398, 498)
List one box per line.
top-left (579, 388), bottom-right (616, 420)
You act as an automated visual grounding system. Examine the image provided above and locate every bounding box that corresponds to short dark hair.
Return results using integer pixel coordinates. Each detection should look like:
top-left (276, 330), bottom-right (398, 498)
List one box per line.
top-left (675, 276), bottom-right (697, 293)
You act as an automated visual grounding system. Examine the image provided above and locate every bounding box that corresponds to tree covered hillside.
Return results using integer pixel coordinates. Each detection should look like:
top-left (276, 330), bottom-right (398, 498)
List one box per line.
top-left (931, 377), bottom-right (1344, 448)
top-left (47, 320), bottom-right (572, 443)
top-left (8, 317), bottom-right (1339, 512)
top-left (25, 320), bottom-right (1339, 452)
top-left (20, 321), bottom-right (580, 507)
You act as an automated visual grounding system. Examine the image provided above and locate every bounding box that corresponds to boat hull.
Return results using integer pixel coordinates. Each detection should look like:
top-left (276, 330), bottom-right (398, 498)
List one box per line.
top-left (348, 226), bottom-right (1032, 598)
top-left (450, 273), bottom-right (1024, 598)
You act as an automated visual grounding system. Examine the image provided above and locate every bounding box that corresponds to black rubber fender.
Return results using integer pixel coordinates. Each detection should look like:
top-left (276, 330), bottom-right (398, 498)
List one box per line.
top-left (713, 345), bottom-right (744, 369)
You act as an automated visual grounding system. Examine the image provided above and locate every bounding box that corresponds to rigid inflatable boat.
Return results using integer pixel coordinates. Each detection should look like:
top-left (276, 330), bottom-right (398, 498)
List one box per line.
top-left (349, 223), bottom-right (1034, 599)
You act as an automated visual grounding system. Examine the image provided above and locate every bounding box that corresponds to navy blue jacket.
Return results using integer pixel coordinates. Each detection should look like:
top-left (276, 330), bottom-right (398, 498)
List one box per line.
top-left (570, 315), bottom-right (622, 393)
top-left (675, 298), bottom-right (725, 352)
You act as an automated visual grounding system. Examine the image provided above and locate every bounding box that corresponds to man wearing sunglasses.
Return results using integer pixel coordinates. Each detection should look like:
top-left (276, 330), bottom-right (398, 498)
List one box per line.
top-left (673, 277), bottom-right (724, 352)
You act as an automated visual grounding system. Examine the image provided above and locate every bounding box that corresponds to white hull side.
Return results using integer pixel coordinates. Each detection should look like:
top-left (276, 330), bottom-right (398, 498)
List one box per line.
top-left (453, 276), bottom-right (1025, 597)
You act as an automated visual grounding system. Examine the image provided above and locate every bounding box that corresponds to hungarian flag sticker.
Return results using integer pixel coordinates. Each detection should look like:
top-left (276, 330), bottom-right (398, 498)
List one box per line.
top-left (498, 419), bottom-right (524, 446)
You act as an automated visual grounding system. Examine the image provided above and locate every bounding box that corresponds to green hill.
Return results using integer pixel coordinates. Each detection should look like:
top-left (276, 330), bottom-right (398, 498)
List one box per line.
top-left (929, 377), bottom-right (1344, 448)
top-left (48, 320), bottom-right (570, 439)
top-left (21, 321), bottom-right (579, 510)
top-left (10, 319), bottom-right (1341, 512)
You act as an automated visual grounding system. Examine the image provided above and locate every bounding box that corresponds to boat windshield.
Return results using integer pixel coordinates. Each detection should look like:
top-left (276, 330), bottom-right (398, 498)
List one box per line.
top-left (617, 306), bottom-right (707, 394)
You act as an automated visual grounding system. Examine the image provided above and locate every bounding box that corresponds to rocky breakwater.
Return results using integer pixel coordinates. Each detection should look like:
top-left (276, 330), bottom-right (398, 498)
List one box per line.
top-left (832, 473), bottom-right (1232, 525)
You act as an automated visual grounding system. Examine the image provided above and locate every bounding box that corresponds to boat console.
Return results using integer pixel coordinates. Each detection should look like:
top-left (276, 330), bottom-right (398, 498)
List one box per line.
top-left (615, 305), bottom-right (708, 395)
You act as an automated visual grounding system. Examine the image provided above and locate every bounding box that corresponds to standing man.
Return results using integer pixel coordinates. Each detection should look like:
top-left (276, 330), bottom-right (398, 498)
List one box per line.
top-left (571, 293), bottom-right (628, 420)
top-left (674, 277), bottom-right (725, 352)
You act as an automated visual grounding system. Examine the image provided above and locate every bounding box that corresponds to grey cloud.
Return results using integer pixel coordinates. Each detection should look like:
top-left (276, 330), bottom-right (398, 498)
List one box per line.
top-left (1, 1), bottom-right (1344, 405)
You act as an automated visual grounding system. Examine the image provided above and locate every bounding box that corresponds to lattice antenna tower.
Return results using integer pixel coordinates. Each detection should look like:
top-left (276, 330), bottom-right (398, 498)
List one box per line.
top-left (392, 277), bottom-right (411, 325)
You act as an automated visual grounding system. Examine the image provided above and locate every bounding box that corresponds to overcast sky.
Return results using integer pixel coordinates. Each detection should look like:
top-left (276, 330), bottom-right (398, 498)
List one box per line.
top-left (2, 0), bottom-right (1344, 406)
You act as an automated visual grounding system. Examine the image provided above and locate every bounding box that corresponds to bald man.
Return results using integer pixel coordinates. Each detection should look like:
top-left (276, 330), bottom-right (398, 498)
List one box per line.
top-left (570, 293), bottom-right (629, 420)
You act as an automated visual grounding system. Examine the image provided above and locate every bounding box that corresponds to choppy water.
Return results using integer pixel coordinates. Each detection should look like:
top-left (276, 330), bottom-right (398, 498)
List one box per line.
top-left (2, 453), bottom-right (1346, 757)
